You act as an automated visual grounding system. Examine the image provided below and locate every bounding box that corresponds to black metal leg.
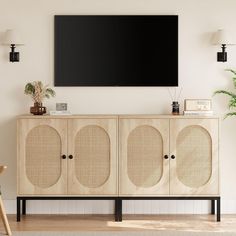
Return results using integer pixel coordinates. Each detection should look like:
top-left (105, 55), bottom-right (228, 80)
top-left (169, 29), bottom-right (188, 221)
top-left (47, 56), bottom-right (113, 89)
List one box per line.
top-left (211, 200), bottom-right (215, 215)
top-left (14, 196), bottom-right (220, 223)
top-left (17, 197), bottom-right (21, 222)
top-left (22, 199), bottom-right (26, 215)
top-left (217, 198), bottom-right (221, 222)
top-left (118, 199), bottom-right (122, 222)
top-left (115, 199), bottom-right (122, 222)
top-left (115, 199), bottom-right (118, 221)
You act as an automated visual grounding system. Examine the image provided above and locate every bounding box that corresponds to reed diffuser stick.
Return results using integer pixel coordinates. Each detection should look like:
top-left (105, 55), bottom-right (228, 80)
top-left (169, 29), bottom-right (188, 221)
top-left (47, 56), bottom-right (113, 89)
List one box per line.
top-left (168, 87), bottom-right (182, 101)
top-left (168, 88), bottom-right (174, 101)
top-left (177, 87), bottom-right (183, 101)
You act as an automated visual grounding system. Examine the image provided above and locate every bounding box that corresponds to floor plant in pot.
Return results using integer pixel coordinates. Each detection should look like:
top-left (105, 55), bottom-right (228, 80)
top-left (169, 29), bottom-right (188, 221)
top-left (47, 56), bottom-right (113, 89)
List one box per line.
top-left (214, 69), bottom-right (236, 118)
top-left (24, 81), bottom-right (56, 115)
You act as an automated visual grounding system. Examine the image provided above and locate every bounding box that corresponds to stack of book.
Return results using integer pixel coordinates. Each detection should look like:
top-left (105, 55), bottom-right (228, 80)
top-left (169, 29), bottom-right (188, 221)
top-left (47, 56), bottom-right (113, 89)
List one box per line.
top-left (183, 110), bottom-right (213, 116)
top-left (49, 103), bottom-right (71, 116)
top-left (184, 99), bottom-right (213, 116)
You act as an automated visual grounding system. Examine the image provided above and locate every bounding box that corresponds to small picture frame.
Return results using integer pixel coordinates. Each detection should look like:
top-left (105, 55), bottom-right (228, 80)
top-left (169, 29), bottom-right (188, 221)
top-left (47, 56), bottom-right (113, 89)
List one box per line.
top-left (56, 103), bottom-right (67, 111)
top-left (184, 99), bottom-right (212, 111)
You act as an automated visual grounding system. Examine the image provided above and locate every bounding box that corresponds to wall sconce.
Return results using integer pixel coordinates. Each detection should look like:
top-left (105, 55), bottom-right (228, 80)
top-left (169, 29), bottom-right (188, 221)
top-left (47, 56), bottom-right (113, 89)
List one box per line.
top-left (3, 29), bottom-right (24, 62)
top-left (212, 29), bottom-right (235, 62)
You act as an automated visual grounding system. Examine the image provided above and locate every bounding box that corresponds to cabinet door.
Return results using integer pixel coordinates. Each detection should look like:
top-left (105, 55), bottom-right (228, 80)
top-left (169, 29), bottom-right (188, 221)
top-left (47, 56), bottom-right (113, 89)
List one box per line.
top-left (170, 119), bottom-right (219, 195)
top-left (68, 118), bottom-right (118, 195)
top-left (17, 119), bottom-right (67, 195)
top-left (119, 118), bottom-right (169, 196)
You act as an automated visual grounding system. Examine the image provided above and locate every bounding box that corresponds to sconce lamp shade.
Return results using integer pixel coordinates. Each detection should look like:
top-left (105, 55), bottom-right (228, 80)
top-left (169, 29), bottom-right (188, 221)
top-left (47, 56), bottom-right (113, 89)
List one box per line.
top-left (212, 29), bottom-right (235, 45)
top-left (2, 29), bottom-right (24, 46)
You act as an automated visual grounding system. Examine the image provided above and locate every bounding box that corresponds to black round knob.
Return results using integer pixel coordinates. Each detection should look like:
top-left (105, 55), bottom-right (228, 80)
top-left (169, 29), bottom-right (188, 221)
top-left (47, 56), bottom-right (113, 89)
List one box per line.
top-left (68, 155), bottom-right (73, 159)
top-left (164, 155), bottom-right (169, 159)
top-left (62, 155), bottom-right (66, 159)
top-left (171, 155), bottom-right (176, 159)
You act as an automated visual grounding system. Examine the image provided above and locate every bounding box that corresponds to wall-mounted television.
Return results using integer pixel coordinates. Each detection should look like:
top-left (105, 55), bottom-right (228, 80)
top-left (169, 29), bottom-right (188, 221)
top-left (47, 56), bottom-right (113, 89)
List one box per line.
top-left (54, 15), bottom-right (178, 86)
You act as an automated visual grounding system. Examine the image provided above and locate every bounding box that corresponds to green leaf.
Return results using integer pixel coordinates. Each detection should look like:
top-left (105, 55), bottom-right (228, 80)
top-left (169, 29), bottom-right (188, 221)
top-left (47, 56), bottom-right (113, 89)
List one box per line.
top-left (45, 88), bottom-right (56, 97)
top-left (232, 77), bottom-right (236, 88)
top-left (229, 98), bottom-right (236, 109)
top-left (225, 112), bottom-right (236, 119)
top-left (214, 69), bottom-right (236, 119)
top-left (226, 69), bottom-right (236, 76)
top-left (214, 90), bottom-right (236, 98)
top-left (24, 83), bottom-right (35, 95)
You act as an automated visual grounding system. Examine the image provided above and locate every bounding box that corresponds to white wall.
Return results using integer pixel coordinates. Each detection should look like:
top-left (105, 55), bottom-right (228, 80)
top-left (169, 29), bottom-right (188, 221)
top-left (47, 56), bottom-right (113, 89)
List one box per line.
top-left (1, 0), bottom-right (236, 214)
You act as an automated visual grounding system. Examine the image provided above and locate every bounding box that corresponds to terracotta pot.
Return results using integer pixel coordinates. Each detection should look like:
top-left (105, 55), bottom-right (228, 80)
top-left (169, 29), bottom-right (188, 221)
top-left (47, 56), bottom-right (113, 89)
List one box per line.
top-left (30, 102), bottom-right (46, 115)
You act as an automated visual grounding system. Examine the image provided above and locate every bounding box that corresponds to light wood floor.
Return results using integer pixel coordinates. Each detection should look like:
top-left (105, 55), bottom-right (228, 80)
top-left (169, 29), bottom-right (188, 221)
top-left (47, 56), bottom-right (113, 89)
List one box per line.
top-left (1, 215), bottom-right (236, 233)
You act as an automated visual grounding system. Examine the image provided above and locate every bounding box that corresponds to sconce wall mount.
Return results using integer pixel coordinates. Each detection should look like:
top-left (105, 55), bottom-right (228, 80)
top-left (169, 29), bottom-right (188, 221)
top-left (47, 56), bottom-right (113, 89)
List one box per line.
top-left (10, 44), bottom-right (19, 62)
top-left (217, 44), bottom-right (227, 62)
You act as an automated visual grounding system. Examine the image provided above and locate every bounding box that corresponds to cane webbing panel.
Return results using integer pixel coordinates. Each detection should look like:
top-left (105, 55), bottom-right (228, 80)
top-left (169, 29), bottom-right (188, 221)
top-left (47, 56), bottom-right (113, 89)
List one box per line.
top-left (75, 125), bottom-right (110, 188)
top-left (176, 125), bottom-right (212, 188)
top-left (127, 125), bottom-right (163, 188)
top-left (26, 125), bottom-right (62, 188)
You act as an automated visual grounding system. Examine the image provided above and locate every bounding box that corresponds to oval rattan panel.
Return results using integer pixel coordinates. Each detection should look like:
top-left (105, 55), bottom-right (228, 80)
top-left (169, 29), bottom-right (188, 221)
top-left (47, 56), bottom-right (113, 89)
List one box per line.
top-left (127, 125), bottom-right (163, 188)
top-left (176, 125), bottom-right (212, 188)
top-left (75, 125), bottom-right (110, 188)
top-left (26, 125), bottom-right (62, 188)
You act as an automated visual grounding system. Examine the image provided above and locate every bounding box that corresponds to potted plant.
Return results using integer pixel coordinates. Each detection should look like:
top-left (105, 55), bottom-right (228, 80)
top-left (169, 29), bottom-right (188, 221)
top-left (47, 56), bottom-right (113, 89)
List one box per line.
top-left (24, 81), bottom-right (56, 115)
top-left (214, 69), bottom-right (236, 118)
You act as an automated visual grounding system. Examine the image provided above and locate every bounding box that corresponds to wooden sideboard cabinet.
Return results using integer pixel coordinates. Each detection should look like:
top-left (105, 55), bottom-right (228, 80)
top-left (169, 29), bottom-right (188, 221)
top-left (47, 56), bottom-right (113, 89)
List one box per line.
top-left (17, 116), bottom-right (118, 196)
top-left (17, 115), bottom-right (220, 222)
top-left (119, 117), bottom-right (219, 196)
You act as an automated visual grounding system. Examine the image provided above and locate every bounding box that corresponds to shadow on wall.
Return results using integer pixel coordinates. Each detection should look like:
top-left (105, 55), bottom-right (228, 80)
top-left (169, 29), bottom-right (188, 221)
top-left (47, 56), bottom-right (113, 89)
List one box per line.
top-left (0, 31), bottom-right (10, 62)
top-left (0, 82), bottom-right (29, 199)
top-left (0, 117), bottom-right (17, 199)
top-left (200, 31), bottom-right (215, 46)
top-left (14, 82), bottom-right (31, 115)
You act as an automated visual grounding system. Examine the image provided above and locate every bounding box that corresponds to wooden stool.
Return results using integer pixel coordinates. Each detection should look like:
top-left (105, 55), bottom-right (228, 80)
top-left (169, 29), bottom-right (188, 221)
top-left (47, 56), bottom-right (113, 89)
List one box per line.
top-left (0, 166), bottom-right (12, 235)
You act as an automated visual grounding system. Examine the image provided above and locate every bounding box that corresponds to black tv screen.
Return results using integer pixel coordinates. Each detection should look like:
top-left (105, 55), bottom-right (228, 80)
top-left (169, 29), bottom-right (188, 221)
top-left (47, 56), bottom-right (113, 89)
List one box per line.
top-left (55, 15), bottom-right (178, 86)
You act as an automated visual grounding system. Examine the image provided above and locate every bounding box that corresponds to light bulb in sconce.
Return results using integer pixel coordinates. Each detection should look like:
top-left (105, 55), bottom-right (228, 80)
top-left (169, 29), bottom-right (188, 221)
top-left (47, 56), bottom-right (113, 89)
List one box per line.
top-left (212, 29), bottom-right (235, 62)
top-left (2, 29), bottom-right (24, 62)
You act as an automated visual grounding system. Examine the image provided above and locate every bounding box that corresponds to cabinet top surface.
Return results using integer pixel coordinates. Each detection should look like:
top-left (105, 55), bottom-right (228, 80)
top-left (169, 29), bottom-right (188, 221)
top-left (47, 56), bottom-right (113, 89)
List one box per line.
top-left (17, 114), bottom-right (220, 119)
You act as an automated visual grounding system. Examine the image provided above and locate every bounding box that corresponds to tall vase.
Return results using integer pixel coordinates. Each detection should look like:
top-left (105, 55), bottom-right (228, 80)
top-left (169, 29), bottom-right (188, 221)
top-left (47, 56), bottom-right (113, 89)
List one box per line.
top-left (30, 102), bottom-right (46, 115)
